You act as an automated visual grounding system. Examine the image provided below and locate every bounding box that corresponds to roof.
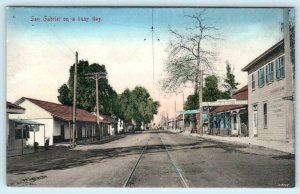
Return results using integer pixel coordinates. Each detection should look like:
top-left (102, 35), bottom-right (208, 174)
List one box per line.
top-left (7, 101), bottom-right (25, 114)
top-left (212, 104), bottom-right (247, 114)
top-left (232, 85), bottom-right (248, 101)
top-left (242, 40), bottom-right (284, 72)
top-left (99, 114), bottom-right (116, 124)
top-left (176, 114), bottom-right (183, 121)
top-left (7, 101), bottom-right (25, 110)
top-left (12, 119), bottom-right (45, 126)
top-left (15, 97), bottom-right (97, 123)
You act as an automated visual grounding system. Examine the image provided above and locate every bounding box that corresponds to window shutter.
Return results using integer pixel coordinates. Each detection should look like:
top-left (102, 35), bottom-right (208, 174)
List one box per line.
top-left (276, 59), bottom-right (279, 79)
top-left (282, 57), bottom-right (285, 78)
top-left (258, 70), bottom-right (260, 86)
top-left (262, 68), bottom-right (264, 85)
top-left (271, 63), bottom-right (274, 82)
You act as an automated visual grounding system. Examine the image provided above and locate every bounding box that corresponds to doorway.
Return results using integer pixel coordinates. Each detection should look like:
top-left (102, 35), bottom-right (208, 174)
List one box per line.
top-left (252, 104), bottom-right (258, 137)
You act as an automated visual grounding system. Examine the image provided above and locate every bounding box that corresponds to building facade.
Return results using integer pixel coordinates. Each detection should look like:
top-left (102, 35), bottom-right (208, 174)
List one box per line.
top-left (6, 102), bottom-right (26, 155)
top-left (209, 85), bottom-right (248, 136)
top-left (242, 40), bottom-right (295, 141)
top-left (11, 97), bottom-right (100, 145)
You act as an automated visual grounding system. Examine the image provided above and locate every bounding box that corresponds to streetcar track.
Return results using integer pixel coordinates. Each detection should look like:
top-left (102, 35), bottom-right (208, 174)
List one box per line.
top-left (123, 132), bottom-right (189, 188)
top-left (122, 136), bottom-right (150, 187)
top-left (160, 135), bottom-right (189, 188)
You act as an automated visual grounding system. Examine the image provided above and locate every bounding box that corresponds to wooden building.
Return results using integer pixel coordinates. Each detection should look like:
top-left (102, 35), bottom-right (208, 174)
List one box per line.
top-left (10, 97), bottom-right (106, 145)
top-left (242, 39), bottom-right (295, 141)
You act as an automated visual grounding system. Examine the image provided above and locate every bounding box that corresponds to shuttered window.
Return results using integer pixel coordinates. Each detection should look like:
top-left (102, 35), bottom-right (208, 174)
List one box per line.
top-left (252, 74), bottom-right (255, 89)
top-left (266, 62), bottom-right (274, 84)
top-left (276, 56), bottom-right (285, 80)
top-left (258, 68), bottom-right (265, 87)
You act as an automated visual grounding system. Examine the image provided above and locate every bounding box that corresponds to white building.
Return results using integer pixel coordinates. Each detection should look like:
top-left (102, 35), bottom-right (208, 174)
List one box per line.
top-left (11, 97), bottom-right (99, 146)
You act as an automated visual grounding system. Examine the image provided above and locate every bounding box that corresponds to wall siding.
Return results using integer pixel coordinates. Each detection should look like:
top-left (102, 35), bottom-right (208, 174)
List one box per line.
top-left (248, 53), bottom-right (290, 141)
top-left (9, 100), bottom-right (54, 145)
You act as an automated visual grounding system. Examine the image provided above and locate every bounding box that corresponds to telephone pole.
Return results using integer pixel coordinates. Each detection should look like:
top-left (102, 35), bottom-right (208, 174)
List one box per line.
top-left (72, 52), bottom-right (78, 147)
top-left (85, 72), bottom-right (107, 139)
top-left (174, 100), bottom-right (176, 130)
top-left (198, 68), bottom-right (203, 136)
top-left (182, 92), bottom-right (185, 131)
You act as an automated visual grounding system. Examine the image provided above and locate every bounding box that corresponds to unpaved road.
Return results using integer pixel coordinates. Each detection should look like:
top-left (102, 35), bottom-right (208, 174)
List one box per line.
top-left (7, 131), bottom-right (295, 187)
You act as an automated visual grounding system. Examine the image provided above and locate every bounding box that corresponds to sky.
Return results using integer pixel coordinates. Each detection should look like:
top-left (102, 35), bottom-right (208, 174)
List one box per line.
top-left (6, 7), bottom-right (287, 122)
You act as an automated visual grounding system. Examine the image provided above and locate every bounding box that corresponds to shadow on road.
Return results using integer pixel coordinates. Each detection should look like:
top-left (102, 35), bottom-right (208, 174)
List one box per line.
top-left (7, 132), bottom-right (294, 175)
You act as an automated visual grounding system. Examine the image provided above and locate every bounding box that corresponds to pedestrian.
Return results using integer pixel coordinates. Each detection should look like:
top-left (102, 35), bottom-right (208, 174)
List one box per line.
top-left (45, 137), bottom-right (50, 151)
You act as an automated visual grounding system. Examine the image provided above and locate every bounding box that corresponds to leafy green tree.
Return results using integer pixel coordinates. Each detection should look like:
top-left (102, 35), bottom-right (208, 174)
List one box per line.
top-left (119, 89), bottom-right (133, 123)
top-left (223, 60), bottom-right (240, 98)
top-left (57, 84), bottom-right (72, 105)
top-left (203, 75), bottom-right (222, 101)
top-left (130, 86), bottom-right (160, 129)
top-left (118, 87), bottom-right (160, 129)
top-left (57, 60), bottom-right (121, 117)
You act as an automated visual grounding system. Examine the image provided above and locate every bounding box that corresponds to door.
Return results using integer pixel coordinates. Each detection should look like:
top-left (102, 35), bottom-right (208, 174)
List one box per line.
top-left (252, 104), bottom-right (258, 137)
top-left (60, 125), bottom-right (65, 141)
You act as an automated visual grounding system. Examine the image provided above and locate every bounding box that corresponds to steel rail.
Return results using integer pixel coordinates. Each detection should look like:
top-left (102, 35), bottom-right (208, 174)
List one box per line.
top-left (123, 136), bottom-right (150, 187)
top-left (160, 135), bottom-right (189, 188)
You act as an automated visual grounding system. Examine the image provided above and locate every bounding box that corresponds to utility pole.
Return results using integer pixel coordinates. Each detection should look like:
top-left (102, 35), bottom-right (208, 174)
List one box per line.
top-left (283, 8), bottom-right (294, 151)
top-left (182, 92), bottom-right (185, 131)
top-left (174, 100), bottom-right (176, 130)
top-left (167, 108), bottom-right (169, 130)
top-left (198, 68), bottom-right (203, 136)
top-left (71, 52), bottom-right (78, 147)
top-left (85, 72), bottom-right (107, 140)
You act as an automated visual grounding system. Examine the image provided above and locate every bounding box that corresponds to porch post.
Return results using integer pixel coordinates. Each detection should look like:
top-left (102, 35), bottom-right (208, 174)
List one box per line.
top-left (237, 110), bottom-right (241, 136)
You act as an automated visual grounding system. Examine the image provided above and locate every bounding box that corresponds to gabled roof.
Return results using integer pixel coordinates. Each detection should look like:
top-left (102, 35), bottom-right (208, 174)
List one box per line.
top-left (15, 97), bottom-right (97, 123)
top-left (232, 85), bottom-right (248, 101)
top-left (7, 101), bottom-right (25, 110)
top-left (242, 40), bottom-right (284, 72)
top-left (7, 101), bottom-right (25, 114)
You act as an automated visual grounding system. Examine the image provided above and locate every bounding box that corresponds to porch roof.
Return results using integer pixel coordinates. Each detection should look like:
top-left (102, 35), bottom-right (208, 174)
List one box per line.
top-left (212, 104), bottom-right (247, 114)
top-left (12, 119), bottom-right (45, 126)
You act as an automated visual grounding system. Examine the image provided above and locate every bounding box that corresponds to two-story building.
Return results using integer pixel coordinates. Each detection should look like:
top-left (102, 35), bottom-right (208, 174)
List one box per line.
top-left (242, 39), bottom-right (295, 142)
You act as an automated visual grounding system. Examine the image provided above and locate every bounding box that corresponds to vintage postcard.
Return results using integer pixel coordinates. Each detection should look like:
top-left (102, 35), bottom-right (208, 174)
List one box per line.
top-left (6, 6), bottom-right (295, 188)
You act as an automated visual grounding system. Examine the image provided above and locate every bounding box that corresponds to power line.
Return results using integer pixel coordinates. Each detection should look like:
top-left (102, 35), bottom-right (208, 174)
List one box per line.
top-left (12, 9), bottom-right (76, 56)
top-left (9, 16), bottom-right (74, 61)
top-left (144, 8), bottom-right (160, 95)
top-left (11, 15), bottom-right (75, 62)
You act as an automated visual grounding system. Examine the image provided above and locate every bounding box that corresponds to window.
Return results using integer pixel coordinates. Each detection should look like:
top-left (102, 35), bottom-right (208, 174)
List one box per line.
top-left (263, 103), bottom-right (267, 128)
top-left (258, 68), bottom-right (265, 87)
top-left (266, 62), bottom-right (274, 84)
top-left (251, 74), bottom-right (255, 89)
top-left (276, 56), bottom-right (285, 80)
top-left (82, 128), bottom-right (86, 137)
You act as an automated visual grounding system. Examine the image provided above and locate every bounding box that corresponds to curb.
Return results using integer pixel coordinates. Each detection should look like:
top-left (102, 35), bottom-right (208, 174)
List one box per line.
top-left (180, 132), bottom-right (294, 154)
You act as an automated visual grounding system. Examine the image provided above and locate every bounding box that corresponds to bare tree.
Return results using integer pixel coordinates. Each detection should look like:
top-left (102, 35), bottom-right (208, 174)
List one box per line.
top-left (161, 10), bottom-right (220, 134)
top-left (161, 10), bottom-right (220, 95)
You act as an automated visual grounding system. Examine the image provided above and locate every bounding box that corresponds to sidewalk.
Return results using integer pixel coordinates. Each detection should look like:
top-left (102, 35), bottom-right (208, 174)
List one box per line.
top-left (177, 130), bottom-right (294, 154)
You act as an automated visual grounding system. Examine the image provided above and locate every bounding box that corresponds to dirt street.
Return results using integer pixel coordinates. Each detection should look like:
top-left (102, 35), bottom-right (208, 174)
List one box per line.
top-left (7, 131), bottom-right (295, 187)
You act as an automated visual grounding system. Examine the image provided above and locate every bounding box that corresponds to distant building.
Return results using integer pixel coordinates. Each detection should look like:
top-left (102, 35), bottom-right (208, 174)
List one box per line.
top-left (209, 85), bottom-right (248, 136)
top-left (242, 39), bottom-right (295, 141)
top-left (99, 114), bottom-right (118, 136)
